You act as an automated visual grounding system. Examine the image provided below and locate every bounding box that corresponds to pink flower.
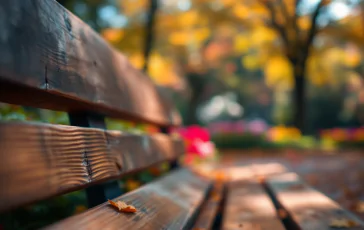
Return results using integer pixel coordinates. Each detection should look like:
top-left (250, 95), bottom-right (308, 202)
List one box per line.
top-left (235, 120), bottom-right (245, 133)
top-left (207, 122), bottom-right (234, 134)
top-left (248, 119), bottom-right (268, 135)
top-left (177, 125), bottom-right (210, 142)
top-left (188, 139), bottom-right (215, 157)
top-left (175, 125), bottom-right (215, 158)
top-left (353, 128), bottom-right (364, 141)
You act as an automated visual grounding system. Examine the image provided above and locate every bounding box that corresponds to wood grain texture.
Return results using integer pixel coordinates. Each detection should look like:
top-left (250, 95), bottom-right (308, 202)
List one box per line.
top-left (0, 121), bottom-right (184, 212)
top-left (45, 169), bottom-right (211, 230)
top-left (266, 173), bottom-right (364, 230)
top-left (0, 0), bottom-right (180, 126)
top-left (192, 183), bottom-right (224, 230)
top-left (223, 179), bottom-right (285, 230)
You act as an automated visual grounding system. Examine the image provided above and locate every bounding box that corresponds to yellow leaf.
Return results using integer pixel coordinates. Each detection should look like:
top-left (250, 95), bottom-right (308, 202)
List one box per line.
top-left (126, 179), bottom-right (141, 191)
top-left (251, 26), bottom-right (277, 46)
top-left (251, 3), bottom-right (269, 16)
top-left (149, 53), bottom-right (166, 77)
top-left (307, 55), bottom-right (328, 86)
top-left (108, 200), bottom-right (137, 213)
top-left (298, 16), bottom-right (311, 31)
top-left (344, 45), bottom-right (361, 67)
top-left (215, 24), bottom-right (237, 39)
top-left (264, 56), bottom-right (293, 89)
top-left (325, 47), bottom-right (346, 63)
top-left (129, 53), bottom-right (145, 69)
top-left (242, 55), bottom-right (260, 70)
top-left (148, 54), bottom-right (180, 86)
top-left (169, 31), bottom-right (189, 46)
top-left (221, 0), bottom-right (235, 7)
top-left (101, 29), bottom-right (124, 43)
top-left (234, 34), bottom-right (250, 53)
top-left (232, 4), bottom-right (249, 19)
top-left (179, 10), bottom-right (198, 28)
top-left (193, 27), bottom-right (211, 42)
top-left (118, 0), bottom-right (147, 16)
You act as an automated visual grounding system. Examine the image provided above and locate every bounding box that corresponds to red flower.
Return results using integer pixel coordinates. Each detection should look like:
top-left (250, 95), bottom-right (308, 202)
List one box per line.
top-left (174, 125), bottom-right (215, 158)
top-left (177, 125), bottom-right (210, 142)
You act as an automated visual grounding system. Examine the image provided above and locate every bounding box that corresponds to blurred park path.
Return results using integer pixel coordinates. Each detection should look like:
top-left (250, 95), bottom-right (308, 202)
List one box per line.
top-left (217, 150), bottom-right (364, 220)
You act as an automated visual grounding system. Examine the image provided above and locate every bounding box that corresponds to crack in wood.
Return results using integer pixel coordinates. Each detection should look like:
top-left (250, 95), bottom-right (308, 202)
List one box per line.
top-left (44, 65), bottom-right (49, 90)
top-left (82, 151), bottom-right (92, 183)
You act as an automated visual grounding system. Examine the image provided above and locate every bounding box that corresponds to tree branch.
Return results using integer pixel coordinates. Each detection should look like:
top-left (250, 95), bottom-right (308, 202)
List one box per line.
top-left (305, 0), bottom-right (325, 51)
top-left (258, 0), bottom-right (290, 47)
top-left (278, 0), bottom-right (290, 24)
top-left (289, 0), bottom-right (301, 61)
top-left (143, 0), bottom-right (158, 73)
top-left (297, 0), bottom-right (325, 74)
top-left (293, 0), bottom-right (300, 38)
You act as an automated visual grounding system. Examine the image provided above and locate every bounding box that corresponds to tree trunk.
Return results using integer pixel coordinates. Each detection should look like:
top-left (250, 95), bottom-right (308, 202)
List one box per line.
top-left (185, 72), bottom-right (206, 125)
top-left (143, 0), bottom-right (158, 72)
top-left (186, 95), bottom-right (199, 125)
top-left (293, 70), bottom-right (305, 134)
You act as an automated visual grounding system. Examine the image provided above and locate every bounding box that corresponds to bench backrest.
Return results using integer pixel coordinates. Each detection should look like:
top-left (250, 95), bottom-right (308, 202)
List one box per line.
top-left (0, 0), bottom-right (183, 212)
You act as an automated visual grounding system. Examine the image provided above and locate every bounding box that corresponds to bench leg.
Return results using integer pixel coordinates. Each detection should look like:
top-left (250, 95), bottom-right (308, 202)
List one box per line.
top-left (86, 181), bottom-right (122, 208)
top-left (160, 126), bottom-right (180, 170)
top-left (69, 112), bottom-right (123, 208)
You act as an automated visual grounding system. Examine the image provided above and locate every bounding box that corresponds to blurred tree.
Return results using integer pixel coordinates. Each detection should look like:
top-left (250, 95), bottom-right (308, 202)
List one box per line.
top-left (249, 0), bottom-right (329, 132)
top-left (56, 0), bottom-right (364, 130)
top-left (143, 0), bottom-right (158, 72)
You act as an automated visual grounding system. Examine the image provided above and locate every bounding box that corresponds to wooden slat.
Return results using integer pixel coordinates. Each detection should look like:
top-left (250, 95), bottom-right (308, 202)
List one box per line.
top-left (223, 179), bottom-right (285, 230)
top-left (251, 163), bottom-right (288, 178)
top-left (45, 169), bottom-right (210, 230)
top-left (266, 173), bottom-right (364, 230)
top-left (0, 121), bottom-right (184, 212)
top-left (192, 183), bottom-right (224, 230)
top-left (0, 0), bottom-right (180, 126)
top-left (225, 165), bottom-right (256, 182)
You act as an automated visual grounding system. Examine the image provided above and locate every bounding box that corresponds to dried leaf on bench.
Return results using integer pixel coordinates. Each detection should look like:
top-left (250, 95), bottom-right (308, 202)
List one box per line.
top-left (108, 200), bottom-right (137, 213)
top-left (257, 175), bottom-right (265, 183)
top-left (329, 218), bottom-right (358, 228)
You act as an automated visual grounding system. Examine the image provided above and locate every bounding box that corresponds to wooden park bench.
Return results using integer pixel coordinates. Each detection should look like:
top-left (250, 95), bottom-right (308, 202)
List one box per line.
top-left (0, 1), bottom-right (363, 229)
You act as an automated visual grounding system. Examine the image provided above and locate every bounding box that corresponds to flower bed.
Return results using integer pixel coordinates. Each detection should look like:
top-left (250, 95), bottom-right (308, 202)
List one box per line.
top-left (207, 120), bottom-right (311, 150)
top-left (320, 127), bottom-right (364, 149)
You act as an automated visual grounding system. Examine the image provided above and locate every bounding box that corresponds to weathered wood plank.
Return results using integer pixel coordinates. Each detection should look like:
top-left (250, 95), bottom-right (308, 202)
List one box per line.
top-left (251, 163), bottom-right (288, 178)
top-left (223, 179), bottom-right (285, 230)
top-left (0, 122), bottom-right (184, 212)
top-left (45, 169), bottom-right (210, 230)
top-left (0, 0), bottom-right (180, 126)
top-left (192, 183), bottom-right (224, 230)
top-left (266, 173), bottom-right (364, 230)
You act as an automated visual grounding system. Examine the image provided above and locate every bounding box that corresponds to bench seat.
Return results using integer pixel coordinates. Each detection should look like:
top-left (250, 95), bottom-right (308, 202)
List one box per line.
top-left (266, 172), bottom-right (364, 230)
top-left (45, 169), bottom-right (210, 230)
top-left (0, 0), bottom-right (363, 229)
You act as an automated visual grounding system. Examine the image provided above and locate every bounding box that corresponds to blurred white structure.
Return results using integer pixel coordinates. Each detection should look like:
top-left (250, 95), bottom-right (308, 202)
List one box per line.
top-left (197, 92), bottom-right (243, 124)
